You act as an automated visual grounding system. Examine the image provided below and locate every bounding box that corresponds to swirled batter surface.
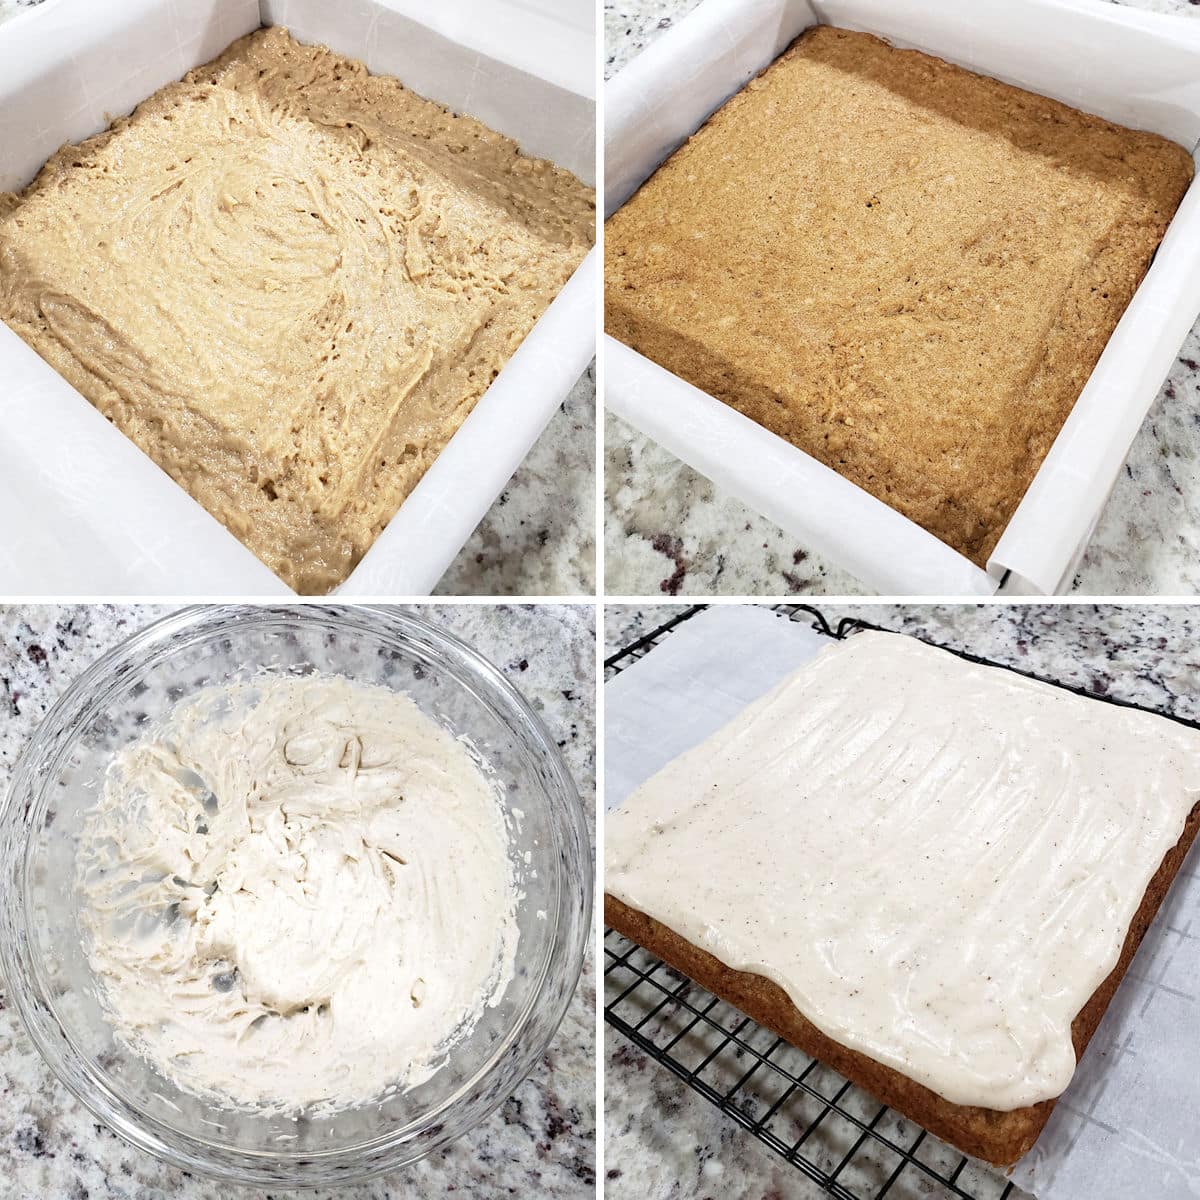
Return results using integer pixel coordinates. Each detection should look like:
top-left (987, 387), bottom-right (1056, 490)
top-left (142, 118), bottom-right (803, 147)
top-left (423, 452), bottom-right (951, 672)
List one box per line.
top-left (77, 675), bottom-right (518, 1112)
top-left (0, 27), bottom-right (593, 592)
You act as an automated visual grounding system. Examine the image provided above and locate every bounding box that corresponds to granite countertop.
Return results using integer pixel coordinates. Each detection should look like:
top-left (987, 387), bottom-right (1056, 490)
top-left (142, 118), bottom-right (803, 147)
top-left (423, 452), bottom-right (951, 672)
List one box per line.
top-left (0, 0), bottom-right (40, 20)
top-left (436, 365), bottom-right (596, 597)
top-left (604, 0), bottom-right (1200, 598)
top-left (0, 0), bottom-right (595, 597)
top-left (0, 603), bottom-right (596, 1199)
top-left (603, 600), bottom-right (1200, 1200)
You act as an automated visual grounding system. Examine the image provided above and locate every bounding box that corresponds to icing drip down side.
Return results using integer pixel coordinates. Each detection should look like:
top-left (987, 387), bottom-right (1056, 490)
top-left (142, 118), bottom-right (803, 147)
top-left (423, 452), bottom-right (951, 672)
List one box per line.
top-left (606, 631), bottom-right (1200, 1111)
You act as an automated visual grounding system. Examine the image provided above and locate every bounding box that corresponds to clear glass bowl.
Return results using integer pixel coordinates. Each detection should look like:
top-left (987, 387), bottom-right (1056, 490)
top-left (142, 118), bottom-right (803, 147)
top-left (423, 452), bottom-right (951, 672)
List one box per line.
top-left (0, 605), bottom-right (591, 1185)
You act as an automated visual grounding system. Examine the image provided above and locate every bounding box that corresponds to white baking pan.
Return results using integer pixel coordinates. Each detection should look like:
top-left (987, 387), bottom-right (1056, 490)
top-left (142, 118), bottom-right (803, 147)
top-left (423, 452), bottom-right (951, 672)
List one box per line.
top-left (0, 0), bottom-right (596, 596)
top-left (604, 0), bottom-right (1200, 597)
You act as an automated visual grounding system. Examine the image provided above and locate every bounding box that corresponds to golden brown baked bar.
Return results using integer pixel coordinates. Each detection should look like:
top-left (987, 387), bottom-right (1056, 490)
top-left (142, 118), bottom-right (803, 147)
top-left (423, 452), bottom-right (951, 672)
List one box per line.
top-left (0, 27), bottom-right (593, 593)
top-left (605, 25), bottom-right (1192, 566)
top-left (607, 795), bottom-right (1200, 1167)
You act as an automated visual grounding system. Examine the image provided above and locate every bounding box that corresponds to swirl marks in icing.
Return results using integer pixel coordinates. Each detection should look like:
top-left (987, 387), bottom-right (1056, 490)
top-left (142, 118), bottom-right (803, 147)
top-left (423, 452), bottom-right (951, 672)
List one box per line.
top-left (606, 631), bottom-right (1200, 1110)
top-left (78, 674), bottom-right (518, 1113)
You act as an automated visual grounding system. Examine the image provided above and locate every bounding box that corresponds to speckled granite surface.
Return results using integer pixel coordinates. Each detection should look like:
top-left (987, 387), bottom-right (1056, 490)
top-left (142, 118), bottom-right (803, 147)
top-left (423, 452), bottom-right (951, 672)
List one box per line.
top-left (0, 603), bottom-right (596, 1200)
top-left (603, 601), bottom-right (1200, 1200)
top-left (0, 1), bottom-right (594, 597)
top-left (0, 0), bottom-right (44, 23)
top-left (437, 366), bottom-right (596, 597)
top-left (604, 0), bottom-right (1200, 597)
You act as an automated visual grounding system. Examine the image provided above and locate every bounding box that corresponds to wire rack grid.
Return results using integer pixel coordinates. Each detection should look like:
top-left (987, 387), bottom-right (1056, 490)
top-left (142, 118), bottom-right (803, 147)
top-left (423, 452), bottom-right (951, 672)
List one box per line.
top-left (603, 603), bottom-right (1020, 1200)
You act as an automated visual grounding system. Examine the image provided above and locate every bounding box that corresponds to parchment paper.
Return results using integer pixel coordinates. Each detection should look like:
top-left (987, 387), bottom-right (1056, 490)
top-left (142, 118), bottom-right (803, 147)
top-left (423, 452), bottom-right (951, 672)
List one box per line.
top-left (0, 0), bottom-right (595, 595)
top-left (605, 605), bottom-right (1200, 1198)
top-left (604, 0), bottom-right (1200, 597)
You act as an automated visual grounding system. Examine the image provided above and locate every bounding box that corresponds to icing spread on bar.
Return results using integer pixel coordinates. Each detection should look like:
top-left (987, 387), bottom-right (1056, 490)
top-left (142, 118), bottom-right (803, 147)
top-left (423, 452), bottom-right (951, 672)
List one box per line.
top-left (606, 631), bottom-right (1200, 1110)
top-left (77, 674), bottom-right (518, 1113)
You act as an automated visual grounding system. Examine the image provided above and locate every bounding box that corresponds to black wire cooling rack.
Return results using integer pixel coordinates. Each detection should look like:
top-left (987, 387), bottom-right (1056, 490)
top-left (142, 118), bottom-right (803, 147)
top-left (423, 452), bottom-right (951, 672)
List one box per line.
top-left (604, 603), bottom-right (1021, 1200)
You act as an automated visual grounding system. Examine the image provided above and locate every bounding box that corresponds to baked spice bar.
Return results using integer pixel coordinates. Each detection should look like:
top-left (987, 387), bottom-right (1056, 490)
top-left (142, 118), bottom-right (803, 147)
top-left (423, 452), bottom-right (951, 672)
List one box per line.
top-left (605, 632), bottom-right (1200, 1166)
top-left (0, 27), bottom-right (594, 593)
top-left (605, 26), bottom-right (1193, 567)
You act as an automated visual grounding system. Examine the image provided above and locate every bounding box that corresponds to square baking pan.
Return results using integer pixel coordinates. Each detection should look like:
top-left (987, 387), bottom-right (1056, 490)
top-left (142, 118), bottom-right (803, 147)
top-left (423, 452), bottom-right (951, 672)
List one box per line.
top-left (0, 0), bottom-right (596, 596)
top-left (604, 0), bottom-right (1200, 596)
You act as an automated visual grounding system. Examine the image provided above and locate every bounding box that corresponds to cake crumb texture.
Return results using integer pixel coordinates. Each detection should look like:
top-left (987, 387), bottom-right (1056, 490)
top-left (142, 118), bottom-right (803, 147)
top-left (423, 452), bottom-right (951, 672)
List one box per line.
top-left (605, 25), bottom-right (1192, 566)
top-left (0, 26), bottom-right (594, 593)
top-left (608, 780), bottom-right (1200, 1170)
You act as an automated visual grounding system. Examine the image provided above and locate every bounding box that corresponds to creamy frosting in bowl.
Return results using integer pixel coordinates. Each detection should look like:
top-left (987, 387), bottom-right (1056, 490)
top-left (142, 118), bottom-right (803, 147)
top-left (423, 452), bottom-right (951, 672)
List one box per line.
top-left (0, 606), bottom-right (590, 1185)
top-left (78, 674), bottom-right (519, 1114)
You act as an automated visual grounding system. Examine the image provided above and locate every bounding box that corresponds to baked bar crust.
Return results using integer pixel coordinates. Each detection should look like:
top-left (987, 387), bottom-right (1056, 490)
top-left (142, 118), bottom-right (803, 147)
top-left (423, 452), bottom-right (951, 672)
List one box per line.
top-left (0, 27), bottom-right (593, 593)
top-left (607, 794), bottom-right (1200, 1166)
top-left (605, 25), bottom-right (1193, 566)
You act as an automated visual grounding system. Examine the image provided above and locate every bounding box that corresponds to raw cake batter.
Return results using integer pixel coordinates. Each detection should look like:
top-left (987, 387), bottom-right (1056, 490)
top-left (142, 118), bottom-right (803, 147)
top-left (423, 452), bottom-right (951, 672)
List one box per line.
top-left (77, 674), bottom-right (518, 1112)
top-left (606, 631), bottom-right (1200, 1111)
top-left (0, 27), bottom-right (594, 593)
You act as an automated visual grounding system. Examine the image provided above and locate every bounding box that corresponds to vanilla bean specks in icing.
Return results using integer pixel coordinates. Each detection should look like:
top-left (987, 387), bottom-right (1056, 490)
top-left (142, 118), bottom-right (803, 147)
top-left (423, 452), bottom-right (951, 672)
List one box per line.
top-left (606, 630), bottom-right (1200, 1111)
top-left (77, 673), bottom-right (519, 1113)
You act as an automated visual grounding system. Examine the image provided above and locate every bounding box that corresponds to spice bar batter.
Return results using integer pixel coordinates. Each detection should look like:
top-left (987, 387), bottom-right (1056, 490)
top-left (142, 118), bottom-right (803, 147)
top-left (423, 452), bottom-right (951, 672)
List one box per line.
top-left (0, 27), bottom-right (594, 592)
top-left (77, 675), bottom-right (518, 1113)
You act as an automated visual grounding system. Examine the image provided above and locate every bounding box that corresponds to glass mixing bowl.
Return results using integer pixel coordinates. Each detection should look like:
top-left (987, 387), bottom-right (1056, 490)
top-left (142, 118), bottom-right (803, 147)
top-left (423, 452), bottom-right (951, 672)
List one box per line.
top-left (0, 605), bottom-right (591, 1185)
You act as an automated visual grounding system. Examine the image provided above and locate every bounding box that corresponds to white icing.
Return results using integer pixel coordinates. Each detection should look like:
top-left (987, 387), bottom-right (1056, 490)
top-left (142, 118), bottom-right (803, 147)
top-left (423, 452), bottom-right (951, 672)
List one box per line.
top-left (77, 674), bottom-right (518, 1113)
top-left (606, 631), bottom-right (1200, 1110)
